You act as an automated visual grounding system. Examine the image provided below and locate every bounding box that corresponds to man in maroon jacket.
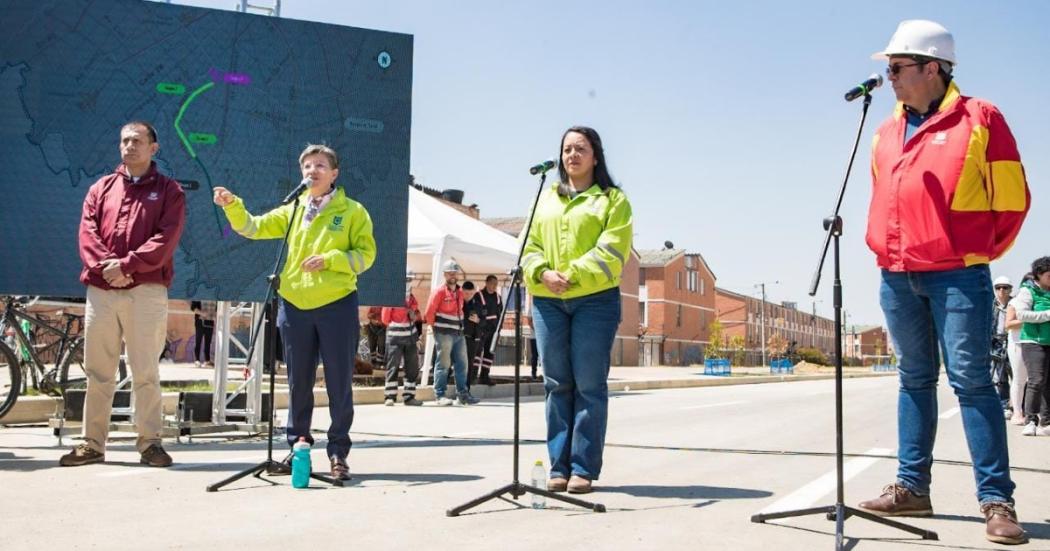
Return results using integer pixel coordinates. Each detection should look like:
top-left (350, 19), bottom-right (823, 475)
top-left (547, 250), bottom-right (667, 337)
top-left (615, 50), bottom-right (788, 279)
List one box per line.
top-left (60, 121), bottom-right (186, 468)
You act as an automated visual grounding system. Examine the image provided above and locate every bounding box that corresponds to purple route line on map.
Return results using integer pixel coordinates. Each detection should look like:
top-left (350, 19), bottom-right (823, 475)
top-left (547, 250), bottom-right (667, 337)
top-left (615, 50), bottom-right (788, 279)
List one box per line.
top-left (208, 67), bottom-right (252, 86)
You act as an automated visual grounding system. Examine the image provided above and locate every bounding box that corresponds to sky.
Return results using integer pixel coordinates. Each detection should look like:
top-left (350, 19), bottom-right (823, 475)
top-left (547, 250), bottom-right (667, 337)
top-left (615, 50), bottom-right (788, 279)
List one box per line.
top-left (166, 0), bottom-right (1048, 325)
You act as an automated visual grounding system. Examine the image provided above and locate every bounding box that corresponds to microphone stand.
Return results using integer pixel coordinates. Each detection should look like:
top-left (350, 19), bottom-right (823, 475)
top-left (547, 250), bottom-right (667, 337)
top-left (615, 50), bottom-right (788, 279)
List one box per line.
top-left (447, 171), bottom-right (605, 516)
top-left (749, 94), bottom-right (936, 547)
top-left (207, 191), bottom-right (343, 491)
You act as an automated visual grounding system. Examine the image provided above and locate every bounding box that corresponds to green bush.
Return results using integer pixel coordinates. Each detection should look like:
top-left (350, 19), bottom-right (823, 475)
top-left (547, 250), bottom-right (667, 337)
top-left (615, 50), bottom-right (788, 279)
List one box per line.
top-left (795, 347), bottom-right (828, 365)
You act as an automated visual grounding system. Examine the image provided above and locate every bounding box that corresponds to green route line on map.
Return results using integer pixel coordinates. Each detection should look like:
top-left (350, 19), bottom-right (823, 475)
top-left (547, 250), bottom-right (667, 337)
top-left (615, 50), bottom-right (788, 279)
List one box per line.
top-left (172, 81), bottom-right (225, 235)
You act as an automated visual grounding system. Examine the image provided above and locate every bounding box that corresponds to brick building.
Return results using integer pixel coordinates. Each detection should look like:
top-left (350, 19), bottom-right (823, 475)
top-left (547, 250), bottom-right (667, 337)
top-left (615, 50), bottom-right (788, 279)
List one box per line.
top-left (715, 287), bottom-right (836, 365)
top-left (637, 249), bottom-right (716, 366)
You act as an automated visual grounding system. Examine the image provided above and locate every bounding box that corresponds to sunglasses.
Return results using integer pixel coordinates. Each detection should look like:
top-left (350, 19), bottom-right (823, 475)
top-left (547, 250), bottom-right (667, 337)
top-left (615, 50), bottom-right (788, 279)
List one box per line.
top-left (885, 61), bottom-right (925, 76)
top-left (994, 286), bottom-right (1012, 291)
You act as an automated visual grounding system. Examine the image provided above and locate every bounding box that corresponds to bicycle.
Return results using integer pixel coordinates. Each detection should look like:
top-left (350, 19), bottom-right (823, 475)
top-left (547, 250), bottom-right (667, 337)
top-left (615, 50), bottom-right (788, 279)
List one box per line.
top-left (0, 296), bottom-right (126, 419)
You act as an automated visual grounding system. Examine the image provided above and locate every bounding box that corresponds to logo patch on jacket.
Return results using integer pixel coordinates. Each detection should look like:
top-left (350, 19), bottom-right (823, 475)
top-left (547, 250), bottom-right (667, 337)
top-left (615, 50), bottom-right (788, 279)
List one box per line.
top-left (932, 132), bottom-right (948, 145)
top-left (147, 191), bottom-right (159, 201)
top-left (328, 215), bottom-right (344, 231)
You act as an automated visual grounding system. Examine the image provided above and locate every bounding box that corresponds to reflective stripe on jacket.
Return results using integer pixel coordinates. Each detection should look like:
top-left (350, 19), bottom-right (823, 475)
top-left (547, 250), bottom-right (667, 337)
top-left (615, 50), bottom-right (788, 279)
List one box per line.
top-left (222, 186), bottom-right (376, 310)
top-left (425, 285), bottom-right (464, 334)
top-left (522, 182), bottom-right (633, 299)
top-left (382, 294), bottom-right (419, 341)
top-left (866, 81), bottom-right (1030, 272)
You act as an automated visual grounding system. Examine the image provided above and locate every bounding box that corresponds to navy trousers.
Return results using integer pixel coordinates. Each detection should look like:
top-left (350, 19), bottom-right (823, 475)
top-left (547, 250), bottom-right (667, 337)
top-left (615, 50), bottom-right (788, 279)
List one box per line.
top-left (278, 292), bottom-right (358, 459)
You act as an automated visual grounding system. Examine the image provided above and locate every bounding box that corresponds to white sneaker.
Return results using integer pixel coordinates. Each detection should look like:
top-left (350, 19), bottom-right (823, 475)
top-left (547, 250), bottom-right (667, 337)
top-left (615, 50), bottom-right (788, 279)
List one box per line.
top-left (436, 397), bottom-right (454, 406)
top-left (1021, 422), bottom-right (1037, 436)
top-left (194, 361), bottom-right (202, 368)
top-left (1037, 425), bottom-right (1050, 437)
top-left (384, 398), bottom-right (395, 407)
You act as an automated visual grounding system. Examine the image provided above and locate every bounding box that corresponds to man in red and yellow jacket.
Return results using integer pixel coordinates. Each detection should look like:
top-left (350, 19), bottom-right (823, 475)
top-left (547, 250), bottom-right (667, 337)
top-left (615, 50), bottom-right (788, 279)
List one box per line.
top-left (858, 20), bottom-right (1029, 545)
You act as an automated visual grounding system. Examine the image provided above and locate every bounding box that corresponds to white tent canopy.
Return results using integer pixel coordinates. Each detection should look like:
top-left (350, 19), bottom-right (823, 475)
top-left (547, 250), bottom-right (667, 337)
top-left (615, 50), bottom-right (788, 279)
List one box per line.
top-left (406, 186), bottom-right (521, 278)
top-left (405, 186), bottom-right (522, 385)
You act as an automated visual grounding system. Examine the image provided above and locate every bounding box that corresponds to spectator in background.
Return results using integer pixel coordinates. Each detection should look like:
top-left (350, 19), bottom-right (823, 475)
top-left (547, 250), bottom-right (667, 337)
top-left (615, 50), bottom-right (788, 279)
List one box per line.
top-left (461, 281), bottom-right (481, 387)
top-left (190, 300), bottom-right (216, 368)
top-left (365, 305), bottom-right (386, 368)
top-left (1014, 257), bottom-right (1050, 437)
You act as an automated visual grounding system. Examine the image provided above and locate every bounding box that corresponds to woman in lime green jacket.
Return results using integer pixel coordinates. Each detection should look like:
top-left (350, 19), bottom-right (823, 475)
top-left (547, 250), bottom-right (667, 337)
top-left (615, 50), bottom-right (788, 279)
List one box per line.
top-left (213, 144), bottom-right (375, 480)
top-left (522, 127), bottom-right (632, 494)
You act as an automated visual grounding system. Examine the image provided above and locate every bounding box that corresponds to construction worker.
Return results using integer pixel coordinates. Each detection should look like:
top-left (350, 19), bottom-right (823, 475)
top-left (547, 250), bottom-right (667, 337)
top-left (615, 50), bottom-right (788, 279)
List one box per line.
top-left (425, 260), bottom-right (481, 406)
top-left (382, 275), bottom-right (422, 406)
top-left (521, 126), bottom-right (633, 494)
top-left (470, 274), bottom-right (503, 386)
top-left (857, 21), bottom-right (1029, 545)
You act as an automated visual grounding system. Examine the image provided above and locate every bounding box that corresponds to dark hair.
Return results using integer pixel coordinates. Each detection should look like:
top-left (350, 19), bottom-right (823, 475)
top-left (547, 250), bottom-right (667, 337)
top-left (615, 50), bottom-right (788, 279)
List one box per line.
top-left (122, 120), bottom-right (158, 143)
top-left (557, 126), bottom-right (618, 196)
top-left (907, 55), bottom-right (953, 87)
top-left (462, 281), bottom-right (475, 290)
top-left (1032, 256), bottom-right (1050, 278)
top-left (485, 275), bottom-right (498, 283)
top-left (1020, 272), bottom-right (1035, 285)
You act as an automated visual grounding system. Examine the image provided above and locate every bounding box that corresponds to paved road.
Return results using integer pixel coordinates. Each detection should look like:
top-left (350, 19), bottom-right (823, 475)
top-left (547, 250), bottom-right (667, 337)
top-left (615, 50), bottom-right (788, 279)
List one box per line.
top-left (2, 375), bottom-right (1048, 550)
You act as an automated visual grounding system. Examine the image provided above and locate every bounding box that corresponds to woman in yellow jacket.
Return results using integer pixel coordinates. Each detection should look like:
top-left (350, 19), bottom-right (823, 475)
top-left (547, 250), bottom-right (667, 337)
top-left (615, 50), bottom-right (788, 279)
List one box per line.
top-left (521, 127), bottom-right (633, 494)
top-left (213, 144), bottom-right (375, 481)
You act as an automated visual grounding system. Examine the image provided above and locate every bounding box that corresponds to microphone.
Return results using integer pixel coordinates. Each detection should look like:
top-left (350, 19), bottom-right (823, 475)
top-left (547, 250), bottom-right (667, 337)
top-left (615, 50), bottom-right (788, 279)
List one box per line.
top-left (281, 177), bottom-right (312, 204)
top-left (844, 73), bottom-right (883, 102)
top-left (529, 159), bottom-right (556, 175)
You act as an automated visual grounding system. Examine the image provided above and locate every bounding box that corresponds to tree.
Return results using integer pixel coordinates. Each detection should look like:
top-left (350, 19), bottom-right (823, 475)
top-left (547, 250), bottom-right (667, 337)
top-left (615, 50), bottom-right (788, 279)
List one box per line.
top-left (705, 320), bottom-right (725, 359)
top-left (729, 335), bottom-right (746, 366)
top-left (767, 332), bottom-right (788, 358)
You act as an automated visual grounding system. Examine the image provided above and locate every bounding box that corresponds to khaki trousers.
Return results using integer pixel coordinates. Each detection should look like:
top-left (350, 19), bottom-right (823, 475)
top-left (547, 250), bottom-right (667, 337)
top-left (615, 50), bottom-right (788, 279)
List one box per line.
top-left (82, 284), bottom-right (167, 453)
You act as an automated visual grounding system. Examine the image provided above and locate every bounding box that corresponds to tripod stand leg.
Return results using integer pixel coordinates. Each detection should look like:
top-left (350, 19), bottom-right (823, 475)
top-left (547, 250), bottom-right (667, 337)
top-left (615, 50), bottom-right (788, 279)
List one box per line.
top-left (751, 505), bottom-right (835, 523)
top-left (206, 461), bottom-right (268, 492)
top-left (518, 484), bottom-right (607, 513)
top-left (841, 506), bottom-right (938, 540)
top-left (447, 483), bottom-right (518, 517)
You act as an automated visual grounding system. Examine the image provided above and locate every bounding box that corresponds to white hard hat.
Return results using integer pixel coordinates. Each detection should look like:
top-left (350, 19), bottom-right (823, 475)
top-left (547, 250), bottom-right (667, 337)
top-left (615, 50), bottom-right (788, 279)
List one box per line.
top-left (872, 20), bottom-right (956, 65)
top-left (441, 260), bottom-right (461, 273)
top-left (994, 276), bottom-right (1012, 287)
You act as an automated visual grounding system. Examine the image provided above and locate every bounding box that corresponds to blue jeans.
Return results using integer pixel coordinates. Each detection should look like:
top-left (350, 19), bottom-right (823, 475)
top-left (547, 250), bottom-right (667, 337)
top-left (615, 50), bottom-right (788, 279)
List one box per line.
top-left (432, 332), bottom-right (468, 398)
top-left (880, 265), bottom-right (1014, 504)
top-left (533, 287), bottom-right (621, 481)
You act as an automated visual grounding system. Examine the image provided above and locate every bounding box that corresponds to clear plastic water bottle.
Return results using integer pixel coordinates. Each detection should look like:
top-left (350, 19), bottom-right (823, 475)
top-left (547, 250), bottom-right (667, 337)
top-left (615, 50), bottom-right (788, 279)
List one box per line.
top-left (291, 437), bottom-right (312, 489)
top-left (530, 460), bottom-right (546, 509)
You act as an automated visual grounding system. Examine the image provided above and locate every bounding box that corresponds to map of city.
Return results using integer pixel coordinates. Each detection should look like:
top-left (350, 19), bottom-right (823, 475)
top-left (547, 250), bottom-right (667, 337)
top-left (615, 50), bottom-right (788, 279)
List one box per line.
top-left (0, 0), bottom-right (412, 305)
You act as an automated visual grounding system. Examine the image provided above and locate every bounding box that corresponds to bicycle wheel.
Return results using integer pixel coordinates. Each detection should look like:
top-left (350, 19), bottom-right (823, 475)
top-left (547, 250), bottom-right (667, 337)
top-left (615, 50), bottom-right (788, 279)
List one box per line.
top-left (0, 341), bottom-right (21, 419)
top-left (58, 339), bottom-right (128, 390)
top-left (58, 338), bottom-right (87, 390)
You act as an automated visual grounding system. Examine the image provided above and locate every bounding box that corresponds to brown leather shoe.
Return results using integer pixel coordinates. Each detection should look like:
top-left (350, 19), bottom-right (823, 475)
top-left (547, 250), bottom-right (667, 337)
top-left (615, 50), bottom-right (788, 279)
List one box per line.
top-left (139, 444), bottom-right (173, 467)
top-left (547, 477), bottom-right (568, 492)
top-left (857, 484), bottom-right (932, 517)
top-left (981, 502), bottom-right (1027, 545)
top-left (567, 475), bottom-right (593, 494)
top-left (59, 443), bottom-right (105, 467)
top-left (330, 457), bottom-right (351, 481)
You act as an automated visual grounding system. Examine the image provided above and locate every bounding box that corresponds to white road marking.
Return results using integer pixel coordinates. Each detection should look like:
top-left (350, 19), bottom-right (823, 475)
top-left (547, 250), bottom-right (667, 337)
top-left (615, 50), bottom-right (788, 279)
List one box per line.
top-left (938, 407), bottom-right (960, 419)
top-left (757, 447), bottom-right (892, 515)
